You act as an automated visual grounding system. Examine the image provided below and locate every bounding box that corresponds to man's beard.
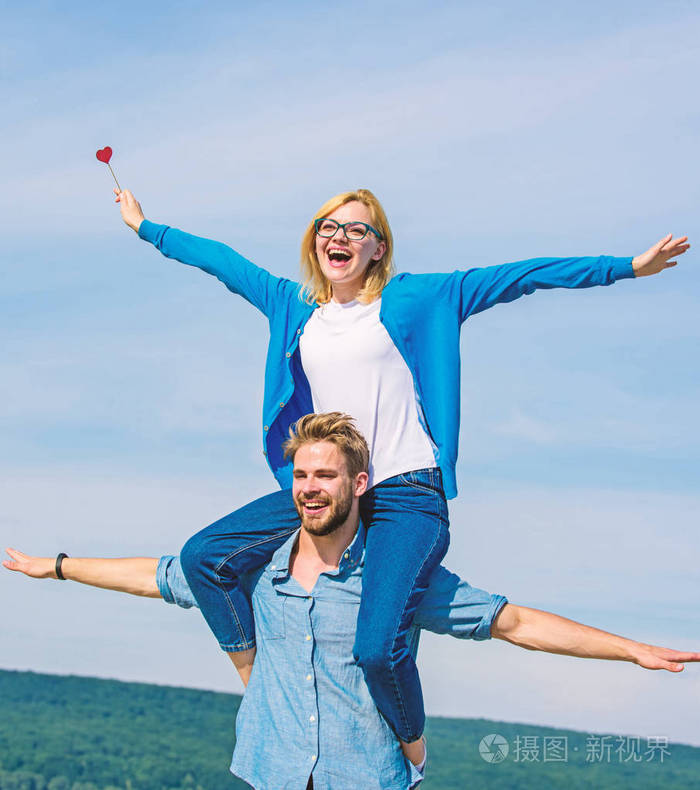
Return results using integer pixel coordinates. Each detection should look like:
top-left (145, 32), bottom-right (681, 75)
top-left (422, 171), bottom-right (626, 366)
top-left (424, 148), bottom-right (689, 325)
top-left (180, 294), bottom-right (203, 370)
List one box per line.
top-left (295, 482), bottom-right (354, 537)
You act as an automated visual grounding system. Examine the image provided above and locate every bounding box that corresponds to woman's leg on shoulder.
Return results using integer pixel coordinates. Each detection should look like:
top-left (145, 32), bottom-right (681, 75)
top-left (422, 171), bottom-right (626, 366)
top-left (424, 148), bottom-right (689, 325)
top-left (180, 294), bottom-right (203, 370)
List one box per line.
top-left (180, 488), bottom-right (299, 653)
top-left (354, 468), bottom-right (450, 743)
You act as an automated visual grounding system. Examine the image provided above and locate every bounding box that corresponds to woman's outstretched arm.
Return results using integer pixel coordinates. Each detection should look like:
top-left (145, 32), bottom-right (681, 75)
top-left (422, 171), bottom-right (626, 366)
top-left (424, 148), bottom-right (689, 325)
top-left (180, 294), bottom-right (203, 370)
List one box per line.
top-left (454, 234), bottom-right (690, 321)
top-left (113, 188), bottom-right (299, 317)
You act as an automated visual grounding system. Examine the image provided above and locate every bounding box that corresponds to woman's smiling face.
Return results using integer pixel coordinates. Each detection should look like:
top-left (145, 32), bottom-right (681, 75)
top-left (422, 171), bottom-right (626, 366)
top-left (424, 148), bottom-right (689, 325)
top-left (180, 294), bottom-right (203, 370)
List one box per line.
top-left (314, 200), bottom-right (386, 303)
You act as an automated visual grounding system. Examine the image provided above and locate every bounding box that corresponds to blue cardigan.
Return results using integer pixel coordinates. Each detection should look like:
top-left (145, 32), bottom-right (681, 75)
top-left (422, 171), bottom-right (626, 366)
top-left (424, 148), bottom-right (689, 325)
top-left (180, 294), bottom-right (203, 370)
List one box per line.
top-left (139, 220), bottom-right (635, 498)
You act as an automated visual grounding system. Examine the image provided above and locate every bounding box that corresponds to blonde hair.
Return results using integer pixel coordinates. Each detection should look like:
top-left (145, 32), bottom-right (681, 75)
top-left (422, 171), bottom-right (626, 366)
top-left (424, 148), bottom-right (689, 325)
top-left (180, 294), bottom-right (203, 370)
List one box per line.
top-left (282, 412), bottom-right (369, 478)
top-left (299, 189), bottom-right (395, 304)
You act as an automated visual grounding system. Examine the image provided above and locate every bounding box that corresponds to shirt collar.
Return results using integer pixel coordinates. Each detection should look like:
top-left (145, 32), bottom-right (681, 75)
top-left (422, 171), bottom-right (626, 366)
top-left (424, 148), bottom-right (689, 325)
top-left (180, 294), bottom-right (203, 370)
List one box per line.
top-left (266, 521), bottom-right (366, 578)
top-left (328, 520), bottom-right (365, 576)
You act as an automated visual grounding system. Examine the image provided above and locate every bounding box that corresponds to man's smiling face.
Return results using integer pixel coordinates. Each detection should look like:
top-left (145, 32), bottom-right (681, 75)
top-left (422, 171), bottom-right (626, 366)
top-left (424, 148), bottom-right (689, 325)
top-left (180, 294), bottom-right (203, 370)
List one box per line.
top-left (292, 441), bottom-right (357, 536)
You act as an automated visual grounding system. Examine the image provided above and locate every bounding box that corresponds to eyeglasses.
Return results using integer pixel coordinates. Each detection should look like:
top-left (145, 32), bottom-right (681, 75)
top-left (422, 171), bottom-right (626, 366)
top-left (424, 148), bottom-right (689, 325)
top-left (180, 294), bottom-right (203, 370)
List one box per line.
top-left (314, 218), bottom-right (383, 241)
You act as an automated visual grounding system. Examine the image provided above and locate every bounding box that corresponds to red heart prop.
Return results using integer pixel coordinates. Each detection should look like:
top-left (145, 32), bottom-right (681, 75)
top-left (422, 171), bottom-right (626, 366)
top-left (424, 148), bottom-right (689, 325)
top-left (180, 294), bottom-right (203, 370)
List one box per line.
top-left (96, 146), bottom-right (113, 164)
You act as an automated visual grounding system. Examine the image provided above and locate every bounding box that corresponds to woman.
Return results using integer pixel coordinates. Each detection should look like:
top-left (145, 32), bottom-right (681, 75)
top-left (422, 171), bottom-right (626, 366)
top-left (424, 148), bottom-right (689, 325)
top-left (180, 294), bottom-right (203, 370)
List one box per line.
top-left (115, 186), bottom-right (687, 761)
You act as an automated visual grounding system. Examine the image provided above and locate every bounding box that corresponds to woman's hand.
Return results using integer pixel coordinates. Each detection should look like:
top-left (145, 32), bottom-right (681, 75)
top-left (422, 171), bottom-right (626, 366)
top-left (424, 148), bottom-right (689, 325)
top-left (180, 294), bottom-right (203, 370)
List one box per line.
top-left (114, 187), bottom-right (146, 233)
top-left (632, 234), bottom-right (690, 277)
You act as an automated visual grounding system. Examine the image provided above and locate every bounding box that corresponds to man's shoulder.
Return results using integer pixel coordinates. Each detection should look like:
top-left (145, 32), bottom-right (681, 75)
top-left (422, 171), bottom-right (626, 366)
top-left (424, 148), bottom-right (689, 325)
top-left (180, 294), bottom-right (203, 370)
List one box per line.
top-left (246, 563), bottom-right (280, 596)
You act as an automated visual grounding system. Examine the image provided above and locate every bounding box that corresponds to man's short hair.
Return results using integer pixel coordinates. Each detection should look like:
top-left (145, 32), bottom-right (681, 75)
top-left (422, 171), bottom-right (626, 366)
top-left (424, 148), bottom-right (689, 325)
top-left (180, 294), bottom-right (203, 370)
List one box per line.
top-left (283, 412), bottom-right (370, 478)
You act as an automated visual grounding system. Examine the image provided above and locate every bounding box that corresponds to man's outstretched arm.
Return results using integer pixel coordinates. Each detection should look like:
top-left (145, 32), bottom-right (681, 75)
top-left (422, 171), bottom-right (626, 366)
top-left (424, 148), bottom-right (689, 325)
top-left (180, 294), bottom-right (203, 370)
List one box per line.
top-left (3, 548), bottom-right (160, 598)
top-left (4, 549), bottom-right (254, 684)
top-left (415, 566), bottom-right (699, 673)
top-left (491, 603), bottom-right (700, 672)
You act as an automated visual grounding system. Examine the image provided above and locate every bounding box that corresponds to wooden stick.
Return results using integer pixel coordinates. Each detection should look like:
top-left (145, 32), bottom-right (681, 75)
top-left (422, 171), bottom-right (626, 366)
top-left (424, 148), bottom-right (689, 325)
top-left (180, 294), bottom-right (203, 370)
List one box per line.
top-left (107, 163), bottom-right (121, 192)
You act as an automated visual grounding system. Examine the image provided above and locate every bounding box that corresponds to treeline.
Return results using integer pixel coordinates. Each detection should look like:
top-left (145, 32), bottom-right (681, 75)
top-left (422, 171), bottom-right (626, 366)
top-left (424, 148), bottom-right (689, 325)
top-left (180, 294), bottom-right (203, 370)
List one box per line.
top-left (0, 771), bottom-right (202, 790)
top-left (1, 669), bottom-right (699, 789)
top-left (0, 670), bottom-right (246, 789)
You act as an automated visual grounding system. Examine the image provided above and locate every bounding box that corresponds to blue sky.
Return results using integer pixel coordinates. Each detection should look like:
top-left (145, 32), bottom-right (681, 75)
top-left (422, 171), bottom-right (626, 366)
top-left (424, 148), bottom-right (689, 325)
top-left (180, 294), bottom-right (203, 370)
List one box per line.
top-left (2, 0), bottom-right (700, 749)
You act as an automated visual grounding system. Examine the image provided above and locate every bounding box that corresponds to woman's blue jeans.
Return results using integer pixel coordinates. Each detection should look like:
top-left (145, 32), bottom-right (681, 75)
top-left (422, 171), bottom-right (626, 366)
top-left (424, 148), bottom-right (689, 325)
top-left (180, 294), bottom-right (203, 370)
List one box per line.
top-left (180, 467), bottom-right (449, 742)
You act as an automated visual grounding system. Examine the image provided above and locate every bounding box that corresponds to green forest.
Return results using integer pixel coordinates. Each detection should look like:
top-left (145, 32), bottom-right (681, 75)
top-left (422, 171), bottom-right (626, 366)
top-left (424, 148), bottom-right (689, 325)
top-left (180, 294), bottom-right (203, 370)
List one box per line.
top-left (1, 669), bottom-right (698, 789)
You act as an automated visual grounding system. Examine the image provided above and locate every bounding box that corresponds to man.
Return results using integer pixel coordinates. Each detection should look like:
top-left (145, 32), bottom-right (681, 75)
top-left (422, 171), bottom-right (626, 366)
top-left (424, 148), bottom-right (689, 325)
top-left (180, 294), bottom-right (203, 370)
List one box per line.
top-left (5, 413), bottom-right (699, 790)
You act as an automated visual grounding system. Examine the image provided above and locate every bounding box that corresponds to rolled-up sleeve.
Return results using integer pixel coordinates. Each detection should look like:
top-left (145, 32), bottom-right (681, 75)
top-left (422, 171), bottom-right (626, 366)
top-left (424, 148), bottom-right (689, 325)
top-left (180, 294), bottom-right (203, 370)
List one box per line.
top-left (414, 565), bottom-right (507, 640)
top-left (156, 555), bottom-right (198, 609)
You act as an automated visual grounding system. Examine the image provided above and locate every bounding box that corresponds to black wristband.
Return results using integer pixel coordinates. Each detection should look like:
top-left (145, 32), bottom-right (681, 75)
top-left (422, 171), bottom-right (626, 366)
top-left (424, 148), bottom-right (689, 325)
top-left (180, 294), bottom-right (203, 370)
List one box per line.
top-left (55, 553), bottom-right (69, 580)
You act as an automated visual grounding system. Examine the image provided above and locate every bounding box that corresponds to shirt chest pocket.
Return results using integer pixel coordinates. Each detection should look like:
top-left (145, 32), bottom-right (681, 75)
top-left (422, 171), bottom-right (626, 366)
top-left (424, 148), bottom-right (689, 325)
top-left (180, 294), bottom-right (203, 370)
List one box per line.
top-left (255, 590), bottom-right (287, 641)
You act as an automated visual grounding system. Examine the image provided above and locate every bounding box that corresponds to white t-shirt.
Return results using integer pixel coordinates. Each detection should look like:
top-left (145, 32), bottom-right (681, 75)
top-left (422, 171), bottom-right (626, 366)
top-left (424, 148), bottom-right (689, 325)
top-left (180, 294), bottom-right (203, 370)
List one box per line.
top-left (299, 298), bottom-right (436, 488)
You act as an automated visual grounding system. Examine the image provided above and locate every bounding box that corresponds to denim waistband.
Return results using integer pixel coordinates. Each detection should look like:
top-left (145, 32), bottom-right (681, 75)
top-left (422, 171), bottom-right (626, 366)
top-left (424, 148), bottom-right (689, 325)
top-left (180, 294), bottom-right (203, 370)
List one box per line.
top-left (372, 466), bottom-right (444, 494)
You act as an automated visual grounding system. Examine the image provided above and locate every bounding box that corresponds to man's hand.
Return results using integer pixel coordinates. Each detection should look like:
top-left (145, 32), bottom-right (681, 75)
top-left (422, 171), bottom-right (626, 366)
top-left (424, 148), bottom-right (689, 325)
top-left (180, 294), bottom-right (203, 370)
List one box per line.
top-left (3, 548), bottom-right (56, 578)
top-left (630, 643), bottom-right (700, 673)
top-left (114, 188), bottom-right (146, 233)
top-left (632, 234), bottom-right (690, 277)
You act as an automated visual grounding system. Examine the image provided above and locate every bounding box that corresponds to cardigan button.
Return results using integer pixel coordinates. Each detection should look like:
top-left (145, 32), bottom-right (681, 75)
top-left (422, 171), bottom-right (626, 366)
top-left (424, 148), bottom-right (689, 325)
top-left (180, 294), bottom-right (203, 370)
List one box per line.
top-left (296, 329), bottom-right (301, 335)
top-left (264, 425), bottom-right (269, 431)
top-left (280, 401), bottom-right (285, 408)
top-left (285, 352), bottom-right (291, 358)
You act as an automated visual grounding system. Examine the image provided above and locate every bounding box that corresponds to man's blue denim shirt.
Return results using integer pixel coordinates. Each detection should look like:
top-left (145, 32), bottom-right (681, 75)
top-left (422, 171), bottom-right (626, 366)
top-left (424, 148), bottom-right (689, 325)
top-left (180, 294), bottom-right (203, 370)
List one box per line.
top-left (157, 526), bottom-right (507, 790)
